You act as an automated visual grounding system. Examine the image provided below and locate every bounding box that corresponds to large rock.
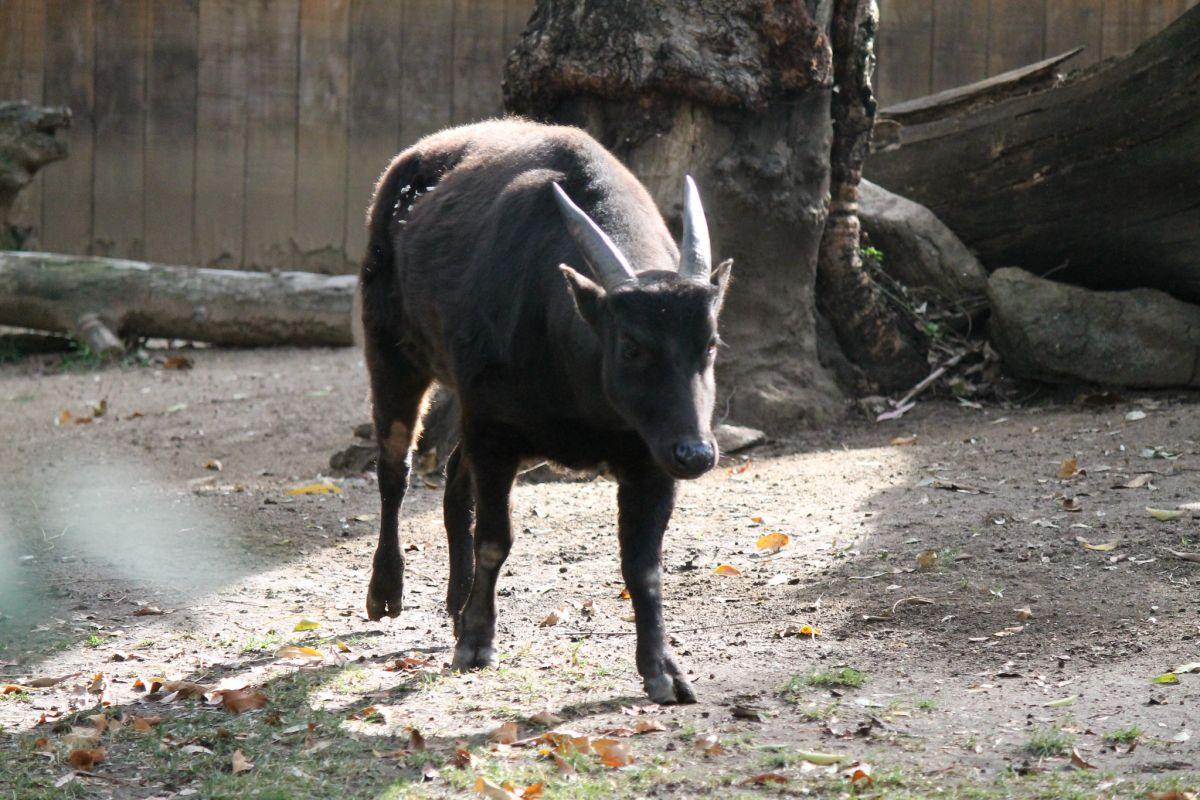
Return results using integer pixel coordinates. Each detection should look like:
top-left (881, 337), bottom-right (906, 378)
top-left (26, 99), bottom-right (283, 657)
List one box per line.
top-left (858, 179), bottom-right (988, 303)
top-left (988, 267), bottom-right (1200, 387)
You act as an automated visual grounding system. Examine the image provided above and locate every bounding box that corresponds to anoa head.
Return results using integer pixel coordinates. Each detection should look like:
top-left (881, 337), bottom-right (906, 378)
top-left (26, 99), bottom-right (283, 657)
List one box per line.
top-left (554, 177), bottom-right (733, 480)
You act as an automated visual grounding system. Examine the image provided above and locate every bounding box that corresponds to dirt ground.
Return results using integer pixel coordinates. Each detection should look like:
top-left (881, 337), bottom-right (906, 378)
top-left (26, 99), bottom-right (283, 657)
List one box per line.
top-left (1, 346), bottom-right (1197, 799)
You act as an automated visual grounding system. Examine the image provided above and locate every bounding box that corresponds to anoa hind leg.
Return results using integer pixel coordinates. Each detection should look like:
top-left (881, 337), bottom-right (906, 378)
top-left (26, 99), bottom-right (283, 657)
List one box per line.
top-left (364, 339), bottom-right (432, 621)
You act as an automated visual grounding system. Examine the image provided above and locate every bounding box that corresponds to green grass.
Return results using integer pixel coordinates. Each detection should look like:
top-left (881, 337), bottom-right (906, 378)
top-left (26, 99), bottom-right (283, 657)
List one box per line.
top-left (804, 667), bottom-right (866, 689)
top-left (1103, 725), bottom-right (1141, 745)
top-left (1024, 727), bottom-right (1073, 757)
top-left (240, 631), bottom-right (284, 653)
top-left (82, 633), bottom-right (105, 648)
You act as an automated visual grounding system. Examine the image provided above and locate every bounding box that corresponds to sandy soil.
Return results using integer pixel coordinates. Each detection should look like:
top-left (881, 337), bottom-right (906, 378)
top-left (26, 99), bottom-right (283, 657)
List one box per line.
top-left (0, 347), bottom-right (1197, 799)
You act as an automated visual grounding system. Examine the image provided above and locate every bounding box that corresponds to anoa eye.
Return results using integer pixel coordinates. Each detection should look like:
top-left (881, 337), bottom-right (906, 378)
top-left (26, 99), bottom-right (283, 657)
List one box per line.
top-left (621, 338), bottom-right (647, 363)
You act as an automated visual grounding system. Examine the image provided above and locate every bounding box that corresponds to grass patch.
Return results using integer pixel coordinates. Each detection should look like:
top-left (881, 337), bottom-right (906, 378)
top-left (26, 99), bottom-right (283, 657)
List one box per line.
top-left (1024, 727), bottom-right (1073, 757)
top-left (1103, 725), bottom-right (1141, 745)
top-left (240, 631), bottom-right (284, 653)
top-left (804, 667), bottom-right (866, 689)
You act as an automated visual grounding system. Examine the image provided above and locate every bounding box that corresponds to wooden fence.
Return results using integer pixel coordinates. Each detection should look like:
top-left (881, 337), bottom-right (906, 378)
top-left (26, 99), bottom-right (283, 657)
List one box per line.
top-left (876, 0), bottom-right (1199, 106)
top-left (0, 0), bottom-right (532, 273)
top-left (0, 0), bottom-right (1193, 272)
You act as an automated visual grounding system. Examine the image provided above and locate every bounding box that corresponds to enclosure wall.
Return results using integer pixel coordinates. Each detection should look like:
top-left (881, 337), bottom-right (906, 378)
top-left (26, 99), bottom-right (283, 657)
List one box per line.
top-left (1, 0), bottom-right (1193, 272)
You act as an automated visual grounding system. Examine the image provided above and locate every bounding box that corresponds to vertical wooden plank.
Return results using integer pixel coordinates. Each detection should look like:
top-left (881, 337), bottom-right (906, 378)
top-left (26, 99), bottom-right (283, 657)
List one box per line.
top-left (195, 0), bottom-right (247, 268)
top-left (145, 0), bottom-right (198, 265)
top-left (451, 0), bottom-right (506, 122)
top-left (986, 0), bottom-right (1045, 74)
top-left (40, 0), bottom-right (94, 256)
top-left (295, 0), bottom-right (349, 272)
top-left (400, 0), bottom-right (455, 147)
top-left (876, 0), bottom-right (933, 106)
top-left (242, 0), bottom-right (299, 270)
top-left (1046, 0), bottom-right (1104, 68)
top-left (344, 0), bottom-right (401, 261)
top-left (1101, 0), bottom-right (1133, 57)
top-left (503, 0), bottom-right (532, 53)
top-left (930, 0), bottom-right (988, 93)
top-left (0, 0), bottom-right (22, 98)
top-left (92, 0), bottom-right (147, 258)
top-left (11, 0), bottom-right (46, 243)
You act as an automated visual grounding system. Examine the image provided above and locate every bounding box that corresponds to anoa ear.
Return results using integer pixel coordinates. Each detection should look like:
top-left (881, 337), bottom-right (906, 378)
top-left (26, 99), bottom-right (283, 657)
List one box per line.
top-left (559, 264), bottom-right (606, 327)
top-left (711, 258), bottom-right (733, 315)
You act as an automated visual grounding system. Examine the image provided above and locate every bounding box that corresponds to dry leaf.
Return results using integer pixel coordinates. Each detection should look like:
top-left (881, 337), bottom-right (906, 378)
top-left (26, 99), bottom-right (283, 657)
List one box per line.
top-left (1146, 792), bottom-right (1198, 800)
top-left (1070, 747), bottom-right (1096, 770)
top-left (618, 587), bottom-right (631, 600)
top-left (204, 459), bottom-right (223, 472)
top-left (2, 684), bottom-right (30, 694)
top-left (1147, 507), bottom-right (1184, 521)
top-left (1014, 606), bottom-right (1034, 620)
top-left (159, 680), bottom-right (209, 699)
top-left (293, 619), bottom-right (321, 632)
top-left (890, 435), bottom-right (917, 446)
top-left (796, 750), bottom-right (846, 765)
top-left (489, 721), bottom-right (520, 745)
top-left (275, 645), bottom-right (323, 661)
top-left (409, 727), bottom-right (427, 751)
top-left (592, 738), bottom-right (634, 767)
top-left (744, 772), bottom-right (789, 785)
top-left (540, 607), bottom-right (569, 627)
top-left (334, 639), bottom-right (351, 653)
top-left (27, 674), bottom-right (73, 688)
top-left (231, 749), bottom-right (254, 774)
top-left (384, 654), bottom-right (436, 671)
top-left (1172, 662), bottom-right (1200, 674)
top-left (217, 688), bottom-right (268, 714)
top-left (1057, 458), bottom-right (1078, 479)
top-left (287, 482), bottom-right (342, 496)
top-left (1167, 549), bottom-right (1200, 563)
top-left (453, 747), bottom-right (477, 768)
top-left (163, 355), bottom-right (193, 370)
top-left (1152, 672), bottom-right (1179, 685)
top-left (847, 762), bottom-right (874, 785)
top-left (128, 714), bottom-right (161, 733)
top-left (756, 532), bottom-right (789, 552)
top-left (713, 564), bottom-right (742, 576)
top-left (633, 719), bottom-right (666, 734)
top-left (1077, 537), bottom-right (1118, 552)
top-left (133, 605), bottom-right (163, 616)
top-left (692, 733), bottom-right (725, 756)
top-left (1115, 473), bottom-right (1153, 489)
top-left (916, 549), bottom-right (939, 570)
top-left (1060, 496), bottom-right (1083, 512)
top-left (67, 747), bottom-right (106, 770)
top-left (475, 776), bottom-right (522, 800)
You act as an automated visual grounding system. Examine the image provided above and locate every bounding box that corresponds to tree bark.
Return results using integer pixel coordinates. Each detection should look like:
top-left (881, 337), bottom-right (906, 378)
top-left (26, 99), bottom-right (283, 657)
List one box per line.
top-left (0, 102), bottom-right (71, 249)
top-left (0, 251), bottom-right (356, 350)
top-left (866, 5), bottom-right (1200, 302)
top-left (505, 0), bottom-right (845, 426)
top-left (816, 0), bottom-right (927, 392)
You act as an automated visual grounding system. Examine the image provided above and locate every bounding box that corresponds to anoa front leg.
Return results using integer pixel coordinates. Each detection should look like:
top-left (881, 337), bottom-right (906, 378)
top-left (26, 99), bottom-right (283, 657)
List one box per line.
top-left (616, 465), bottom-right (696, 704)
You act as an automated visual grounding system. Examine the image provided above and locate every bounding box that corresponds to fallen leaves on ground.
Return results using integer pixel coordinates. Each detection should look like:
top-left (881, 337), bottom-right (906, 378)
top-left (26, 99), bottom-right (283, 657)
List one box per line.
top-left (693, 733), bottom-right (725, 756)
top-left (591, 738), bottom-right (634, 767)
top-left (67, 747), bottom-right (105, 770)
top-left (488, 721), bottom-right (520, 745)
top-left (474, 777), bottom-right (543, 800)
top-left (287, 482), bottom-right (342, 496)
top-left (231, 749), bottom-right (254, 774)
top-left (292, 619), bottom-right (321, 632)
top-left (1147, 507), bottom-right (1184, 521)
top-left (1070, 748), bottom-right (1096, 769)
top-left (384, 654), bottom-right (436, 672)
top-left (1057, 458), bottom-right (1078, 478)
top-left (796, 750), bottom-right (847, 765)
top-left (275, 645), bottom-right (324, 661)
top-left (1146, 792), bottom-right (1197, 800)
top-left (1077, 537), bottom-right (1118, 552)
top-left (744, 772), bottom-right (789, 785)
top-left (540, 607), bottom-right (570, 627)
top-left (756, 532), bottom-right (789, 552)
top-left (213, 687), bottom-right (268, 714)
top-left (162, 355), bottom-right (193, 370)
top-left (1152, 672), bottom-right (1180, 685)
top-left (27, 674), bottom-right (75, 688)
top-left (713, 564), bottom-right (742, 576)
top-left (916, 549), bottom-right (939, 570)
top-left (891, 435), bottom-right (917, 446)
top-left (132, 605), bottom-right (163, 616)
top-left (776, 623), bottom-right (819, 638)
top-left (1115, 473), bottom-right (1154, 489)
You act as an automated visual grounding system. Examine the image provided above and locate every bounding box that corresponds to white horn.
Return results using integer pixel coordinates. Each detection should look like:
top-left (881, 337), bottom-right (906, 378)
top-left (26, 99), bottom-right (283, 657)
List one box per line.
top-left (679, 175), bottom-right (712, 279)
top-left (552, 183), bottom-right (637, 290)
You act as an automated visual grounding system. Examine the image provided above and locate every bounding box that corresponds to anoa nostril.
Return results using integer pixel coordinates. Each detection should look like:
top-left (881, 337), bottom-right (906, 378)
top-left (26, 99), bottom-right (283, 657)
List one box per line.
top-left (673, 441), bottom-right (715, 470)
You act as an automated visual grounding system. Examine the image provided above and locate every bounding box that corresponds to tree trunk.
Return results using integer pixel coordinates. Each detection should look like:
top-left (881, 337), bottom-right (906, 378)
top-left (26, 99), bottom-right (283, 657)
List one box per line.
top-left (505, 0), bottom-right (846, 425)
top-left (0, 251), bottom-right (356, 351)
top-left (0, 102), bottom-right (71, 249)
top-left (866, 5), bottom-right (1200, 303)
top-left (816, 0), bottom-right (928, 392)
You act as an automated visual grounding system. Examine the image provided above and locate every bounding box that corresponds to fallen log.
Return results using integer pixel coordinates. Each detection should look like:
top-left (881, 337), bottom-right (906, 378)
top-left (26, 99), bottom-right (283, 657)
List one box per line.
top-left (0, 251), bottom-right (356, 351)
top-left (867, 6), bottom-right (1200, 303)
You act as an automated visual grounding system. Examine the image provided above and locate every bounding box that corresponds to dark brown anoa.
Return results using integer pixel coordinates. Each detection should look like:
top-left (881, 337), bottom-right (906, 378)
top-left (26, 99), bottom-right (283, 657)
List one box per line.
top-left (359, 119), bottom-right (733, 705)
